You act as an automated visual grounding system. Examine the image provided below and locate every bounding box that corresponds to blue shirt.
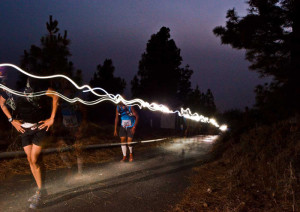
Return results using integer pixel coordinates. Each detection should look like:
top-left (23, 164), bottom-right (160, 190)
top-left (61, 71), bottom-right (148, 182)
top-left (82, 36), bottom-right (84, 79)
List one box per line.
top-left (117, 105), bottom-right (135, 128)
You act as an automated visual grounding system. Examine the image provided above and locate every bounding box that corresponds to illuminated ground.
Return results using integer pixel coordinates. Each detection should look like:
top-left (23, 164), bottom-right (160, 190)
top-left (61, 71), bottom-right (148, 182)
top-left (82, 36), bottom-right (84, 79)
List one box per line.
top-left (0, 135), bottom-right (217, 211)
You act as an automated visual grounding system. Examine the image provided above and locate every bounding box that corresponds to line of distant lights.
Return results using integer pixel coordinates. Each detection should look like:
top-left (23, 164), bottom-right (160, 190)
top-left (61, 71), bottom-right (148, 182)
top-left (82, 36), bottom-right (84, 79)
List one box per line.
top-left (0, 63), bottom-right (227, 131)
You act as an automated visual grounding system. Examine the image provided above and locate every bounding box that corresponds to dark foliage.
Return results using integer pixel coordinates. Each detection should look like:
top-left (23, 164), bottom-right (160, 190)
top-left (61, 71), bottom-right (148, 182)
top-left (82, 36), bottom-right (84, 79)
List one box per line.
top-left (90, 59), bottom-right (126, 95)
top-left (19, 15), bottom-right (83, 89)
top-left (89, 59), bottom-right (126, 122)
top-left (213, 0), bottom-right (300, 121)
top-left (185, 86), bottom-right (216, 117)
top-left (131, 26), bottom-right (217, 119)
top-left (131, 27), bottom-right (193, 108)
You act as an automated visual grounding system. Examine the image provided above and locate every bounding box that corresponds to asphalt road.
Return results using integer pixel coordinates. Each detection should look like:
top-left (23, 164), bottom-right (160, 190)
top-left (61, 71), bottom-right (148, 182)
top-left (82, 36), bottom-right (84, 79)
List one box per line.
top-left (0, 135), bottom-right (218, 212)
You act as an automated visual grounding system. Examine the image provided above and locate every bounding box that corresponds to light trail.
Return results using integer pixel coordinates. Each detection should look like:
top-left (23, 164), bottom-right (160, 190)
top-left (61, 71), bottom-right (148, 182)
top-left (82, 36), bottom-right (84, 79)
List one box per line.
top-left (0, 63), bottom-right (227, 131)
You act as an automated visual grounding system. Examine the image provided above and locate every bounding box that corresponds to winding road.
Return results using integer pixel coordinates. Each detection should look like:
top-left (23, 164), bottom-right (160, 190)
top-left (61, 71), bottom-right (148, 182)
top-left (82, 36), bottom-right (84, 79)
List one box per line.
top-left (0, 135), bottom-right (218, 212)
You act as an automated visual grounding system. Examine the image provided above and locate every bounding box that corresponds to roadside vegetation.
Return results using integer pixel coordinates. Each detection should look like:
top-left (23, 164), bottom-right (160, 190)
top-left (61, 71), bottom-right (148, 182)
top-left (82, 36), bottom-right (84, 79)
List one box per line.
top-left (172, 1), bottom-right (300, 211)
top-left (173, 118), bottom-right (299, 211)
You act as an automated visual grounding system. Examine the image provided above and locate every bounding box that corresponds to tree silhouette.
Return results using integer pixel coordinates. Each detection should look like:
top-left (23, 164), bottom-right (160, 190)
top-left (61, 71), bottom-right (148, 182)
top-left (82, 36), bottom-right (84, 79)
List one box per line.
top-left (204, 89), bottom-right (217, 115)
top-left (90, 59), bottom-right (126, 95)
top-left (131, 27), bottom-right (193, 107)
top-left (185, 86), bottom-right (216, 116)
top-left (213, 0), bottom-right (300, 118)
top-left (186, 85), bottom-right (202, 111)
top-left (177, 65), bottom-right (193, 105)
top-left (19, 15), bottom-right (82, 89)
top-left (89, 59), bottom-right (126, 122)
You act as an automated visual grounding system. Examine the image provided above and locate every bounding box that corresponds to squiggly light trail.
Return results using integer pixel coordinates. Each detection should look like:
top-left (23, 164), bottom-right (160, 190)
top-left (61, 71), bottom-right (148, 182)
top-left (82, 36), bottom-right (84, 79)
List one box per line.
top-left (0, 63), bottom-right (227, 131)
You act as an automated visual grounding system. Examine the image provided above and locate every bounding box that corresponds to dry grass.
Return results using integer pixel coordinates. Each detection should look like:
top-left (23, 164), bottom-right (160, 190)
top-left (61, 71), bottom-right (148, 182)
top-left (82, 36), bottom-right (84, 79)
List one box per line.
top-left (172, 121), bottom-right (300, 212)
top-left (171, 161), bottom-right (236, 212)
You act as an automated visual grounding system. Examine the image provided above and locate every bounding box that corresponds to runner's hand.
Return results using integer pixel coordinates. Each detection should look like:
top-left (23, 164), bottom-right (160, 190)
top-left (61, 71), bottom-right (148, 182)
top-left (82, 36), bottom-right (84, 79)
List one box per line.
top-left (131, 127), bottom-right (136, 135)
top-left (114, 130), bottom-right (118, 136)
top-left (39, 118), bottom-right (54, 131)
top-left (11, 120), bottom-right (25, 133)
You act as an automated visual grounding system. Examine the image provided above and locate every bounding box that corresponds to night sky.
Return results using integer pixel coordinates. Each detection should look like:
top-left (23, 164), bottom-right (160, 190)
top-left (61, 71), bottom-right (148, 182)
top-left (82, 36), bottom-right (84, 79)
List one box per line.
top-left (0, 0), bottom-right (267, 111)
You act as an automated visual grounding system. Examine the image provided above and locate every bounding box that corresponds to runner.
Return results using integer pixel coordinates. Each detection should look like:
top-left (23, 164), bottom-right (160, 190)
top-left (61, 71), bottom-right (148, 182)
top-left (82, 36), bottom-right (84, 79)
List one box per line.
top-left (0, 72), bottom-right (58, 209)
top-left (114, 101), bottom-right (139, 162)
top-left (56, 86), bottom-right (86, 181)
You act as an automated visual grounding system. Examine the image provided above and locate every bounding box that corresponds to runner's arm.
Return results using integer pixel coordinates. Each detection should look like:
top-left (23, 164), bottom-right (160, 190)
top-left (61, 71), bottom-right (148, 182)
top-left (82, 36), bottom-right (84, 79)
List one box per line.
top-left (130, 107), bottom-right (139, 134)
top-left (0, 95), bottom-right (12, 119)
top-left (38, 88), bottom-right (59, 131)
top-left (114, 107), bottom-right (119, 136)
top-left (46, 87), bottom-right (59, 120)
top-left (0, 95), bottom-right (25, 133)
top-left (131, 106), bottom-right (139, 128)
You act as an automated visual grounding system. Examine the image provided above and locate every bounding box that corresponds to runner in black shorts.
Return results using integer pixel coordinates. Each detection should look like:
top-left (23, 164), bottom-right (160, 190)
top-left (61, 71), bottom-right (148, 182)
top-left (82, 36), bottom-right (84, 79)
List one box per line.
top-left (0, 74), bottom-right (58, 209)
top-left (119, 124), bottom-right (134, 138)
top-left (21, 124), bottom-right (47, 147)
top-left (114, 101), bottom-right (139, 162)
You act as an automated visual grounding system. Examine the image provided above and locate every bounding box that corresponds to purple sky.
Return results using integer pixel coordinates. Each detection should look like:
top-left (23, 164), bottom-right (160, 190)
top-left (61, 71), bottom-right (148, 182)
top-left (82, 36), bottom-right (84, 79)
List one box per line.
top-left (0, 0), bottom-right (267, 111)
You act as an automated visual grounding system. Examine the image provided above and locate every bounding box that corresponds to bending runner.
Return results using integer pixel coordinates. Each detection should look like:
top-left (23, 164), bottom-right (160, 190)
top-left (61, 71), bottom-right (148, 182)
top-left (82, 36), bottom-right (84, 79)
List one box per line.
top-left (0, 73), bottom-right (58, 209)
top-left (114, 101), bottom-right (139, 162)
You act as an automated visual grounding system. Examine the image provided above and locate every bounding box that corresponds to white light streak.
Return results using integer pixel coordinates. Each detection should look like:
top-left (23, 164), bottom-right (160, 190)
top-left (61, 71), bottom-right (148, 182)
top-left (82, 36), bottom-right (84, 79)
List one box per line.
top-left (0, 63), bottom-right (227, 131)
top-left (219, 125), bottom-right (228, 132)
top-left (140, 138), bottom-right (167, 143)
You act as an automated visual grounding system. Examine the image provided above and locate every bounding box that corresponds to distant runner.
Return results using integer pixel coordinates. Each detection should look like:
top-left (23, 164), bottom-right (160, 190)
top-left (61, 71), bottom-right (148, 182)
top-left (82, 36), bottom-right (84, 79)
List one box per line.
top-left (114, 102), bottom-right (139, 162)
top-left (56, 86), bottom-right (86, 180)
top-left (0, 71), bottom-right (58, 209)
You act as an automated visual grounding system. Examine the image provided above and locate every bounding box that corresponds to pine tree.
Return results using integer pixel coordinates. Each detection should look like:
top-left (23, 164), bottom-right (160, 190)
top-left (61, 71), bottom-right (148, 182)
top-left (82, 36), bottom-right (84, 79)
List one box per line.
top-left (89, 59), bottom-right (126, 95)
top-left (213, 0), bottom-right (300, 117)
top-left (19, 15), bottom-right (82, 89)
top-left (131, 27), bottom-right (192, 107)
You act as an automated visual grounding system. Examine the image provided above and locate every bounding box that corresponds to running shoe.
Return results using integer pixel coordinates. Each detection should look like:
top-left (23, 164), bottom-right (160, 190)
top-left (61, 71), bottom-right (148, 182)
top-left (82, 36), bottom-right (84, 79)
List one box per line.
top-left (28, 192), bottom-right (38, 202)
top-left (129, 153), bottom-right (133, 162)
top-left (29, 191), bottom-right (43, 209)
top-left (120, 156), bottom-right (126, 162)
top-left (28, 189), bottom-right (47, 202)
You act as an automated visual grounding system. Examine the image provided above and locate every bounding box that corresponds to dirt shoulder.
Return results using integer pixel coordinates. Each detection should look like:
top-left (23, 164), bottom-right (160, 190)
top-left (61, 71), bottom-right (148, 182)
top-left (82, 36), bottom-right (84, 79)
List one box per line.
top-left (172, 121), bottom-right (300, 212)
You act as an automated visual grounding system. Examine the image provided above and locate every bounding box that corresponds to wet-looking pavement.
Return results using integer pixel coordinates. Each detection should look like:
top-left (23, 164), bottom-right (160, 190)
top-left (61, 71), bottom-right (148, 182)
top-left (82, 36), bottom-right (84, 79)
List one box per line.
top-left (0, 135), bottom-right (218, 212)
